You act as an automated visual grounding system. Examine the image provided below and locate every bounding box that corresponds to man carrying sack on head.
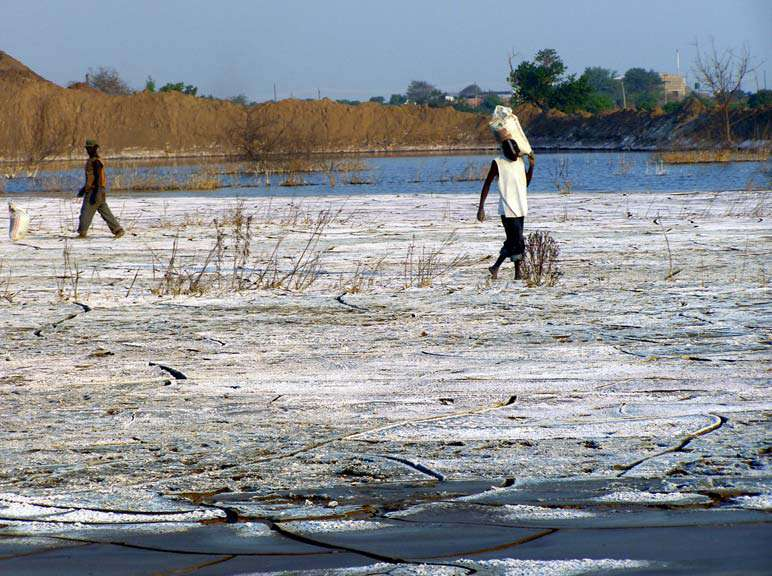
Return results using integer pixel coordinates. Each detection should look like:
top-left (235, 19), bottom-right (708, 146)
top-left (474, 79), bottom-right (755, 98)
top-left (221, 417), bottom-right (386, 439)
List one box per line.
top-left (76, 139), bottom-right (124, 239)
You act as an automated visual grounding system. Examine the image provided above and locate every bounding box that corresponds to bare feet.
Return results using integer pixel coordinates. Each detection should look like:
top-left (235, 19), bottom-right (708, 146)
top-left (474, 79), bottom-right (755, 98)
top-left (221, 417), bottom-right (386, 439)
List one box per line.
top-left (113, 229), bottom-right (125, 239)
top-left (488, 265), bottom-right (498, 280)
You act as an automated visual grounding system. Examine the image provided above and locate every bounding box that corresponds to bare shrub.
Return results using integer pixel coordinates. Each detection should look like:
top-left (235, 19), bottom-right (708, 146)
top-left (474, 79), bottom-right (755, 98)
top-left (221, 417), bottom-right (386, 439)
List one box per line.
top-left (87, 66), bottom-right (133, 96)
top-left (693, 39), bottom-right (754, 143)
top-left (230, 107), bottom-right (294, 160)
top-left (228, 210), bottom-right (253, 291)
top-left (521, 231), bottom-right (561, 287)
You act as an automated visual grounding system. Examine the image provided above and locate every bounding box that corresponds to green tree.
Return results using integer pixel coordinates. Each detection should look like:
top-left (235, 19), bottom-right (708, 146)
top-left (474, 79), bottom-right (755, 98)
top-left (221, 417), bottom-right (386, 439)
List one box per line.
top-left (623, 68), bottom-right (663, 109)
top-left (451, 101), bottom-right (475, 113)
top-left (551, 74), bottom-right (593, 113)
top-left (406, 80), bottom-right (446, 106)
top-left (582, 67), bottom-right (621, 106)
top-left (159, 82), bottom-right (198, 96)
top-left (508, 49), bottom-right (592, 112)
top-left (228, 94), bottom-right (249, 106)
top-left (388, 94), bottom-right (407, 105)
top-left (582, 67), bottom-right (617, 96)
top-left (508, 48), bottom-right (565, 111)
top-left (585, 92), bottom-right (616, 113)
top-left (369, 96), bottom-right (385, 104)
top-left (479, 93), bottom-right (502, 114)
top-left (662, 100), bottom-right (685, 115)
top-left (144, 76), bottom-right (156, 93)
top-left (748, 89), bottom-right (772, 109)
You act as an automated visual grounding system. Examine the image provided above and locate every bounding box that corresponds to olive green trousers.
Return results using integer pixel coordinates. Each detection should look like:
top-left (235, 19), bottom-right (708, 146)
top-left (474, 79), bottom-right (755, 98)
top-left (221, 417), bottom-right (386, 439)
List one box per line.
top-left (78, 191), bottom-right (123, 237)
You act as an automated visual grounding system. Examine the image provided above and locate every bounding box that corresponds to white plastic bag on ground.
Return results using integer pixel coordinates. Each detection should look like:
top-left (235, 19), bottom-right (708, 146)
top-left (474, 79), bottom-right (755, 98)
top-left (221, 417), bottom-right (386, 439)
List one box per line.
top-left (8, 203), bottom-right (30, 241)
top-left (489, 105), bottom-right (532, 155)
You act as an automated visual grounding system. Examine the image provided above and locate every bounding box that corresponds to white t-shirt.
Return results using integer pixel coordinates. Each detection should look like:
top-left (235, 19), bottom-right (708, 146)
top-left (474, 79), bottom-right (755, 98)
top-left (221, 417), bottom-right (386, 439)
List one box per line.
top-left (495, 157), bottom-right (528, 218)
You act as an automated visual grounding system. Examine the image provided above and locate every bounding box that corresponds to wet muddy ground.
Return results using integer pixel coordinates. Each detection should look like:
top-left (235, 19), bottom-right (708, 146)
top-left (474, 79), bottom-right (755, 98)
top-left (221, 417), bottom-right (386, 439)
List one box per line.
top-left (1, 189), bottom-right (770, 574)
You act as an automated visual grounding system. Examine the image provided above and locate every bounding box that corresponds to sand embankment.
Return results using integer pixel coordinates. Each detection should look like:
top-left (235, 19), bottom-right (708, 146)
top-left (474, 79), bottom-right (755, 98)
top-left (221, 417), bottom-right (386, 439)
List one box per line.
top-left (1, 50), bottom-right (769, 161)
top-left (0, 51), bottom-right (490, 161)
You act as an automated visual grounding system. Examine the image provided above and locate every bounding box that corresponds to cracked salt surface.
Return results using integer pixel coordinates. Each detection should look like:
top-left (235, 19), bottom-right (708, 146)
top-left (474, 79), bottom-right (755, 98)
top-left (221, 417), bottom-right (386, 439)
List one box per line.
top-left (500, 504), bottom-right (597, 520)
top-left (460, 558), bottom-right (653, 575)
top-left (280, 519), bottom-right (392, 533)
top-left (0, 503), bottom-right (222, 525)
top-left (259, 558), bottom-right (652, 575)
top-left (594, 490), bottom-right (712, 505)
top-left (731, 494), bottom-right (772, 511)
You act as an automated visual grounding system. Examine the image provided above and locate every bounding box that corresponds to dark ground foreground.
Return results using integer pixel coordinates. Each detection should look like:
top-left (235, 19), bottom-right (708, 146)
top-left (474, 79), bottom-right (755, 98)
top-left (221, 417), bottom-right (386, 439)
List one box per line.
top-left (1, 476), bottom-right (769, 575)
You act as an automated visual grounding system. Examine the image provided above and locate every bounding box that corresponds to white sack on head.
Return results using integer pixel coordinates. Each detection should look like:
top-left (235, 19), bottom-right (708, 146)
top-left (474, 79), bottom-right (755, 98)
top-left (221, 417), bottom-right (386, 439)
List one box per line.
top-left (8, 203), bottom-right (30, 241)
top-left (489, 105), bottom-right (532, 155)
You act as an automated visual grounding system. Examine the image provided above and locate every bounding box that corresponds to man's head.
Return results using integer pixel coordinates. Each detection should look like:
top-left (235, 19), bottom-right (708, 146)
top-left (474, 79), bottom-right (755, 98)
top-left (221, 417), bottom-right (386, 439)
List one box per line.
top-left (85, 139), bottom-right (99, 157)
top-left (502, 139), bottom-right (520, 161)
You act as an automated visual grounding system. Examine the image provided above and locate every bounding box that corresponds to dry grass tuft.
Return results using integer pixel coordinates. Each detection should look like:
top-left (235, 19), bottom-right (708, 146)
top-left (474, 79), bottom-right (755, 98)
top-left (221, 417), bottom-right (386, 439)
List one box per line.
top-left (0, 260), bottom-right (19, 302)
top-left (338, 257), bottom-right (385, 294)
top-left (150, 206), bottom-right (333, 296)
top-left (55, 240), bottom-right (82, 300)
top-left (111, 169), bottom-right (221, 192)
top-left (552, 156), bottom-right (572, 194)
top-left (403, 232), bottom-right (466, 288)
top-left (657, 149), bottom-right (769, 164)
top-left (453, 161), bottom-right (488, 182)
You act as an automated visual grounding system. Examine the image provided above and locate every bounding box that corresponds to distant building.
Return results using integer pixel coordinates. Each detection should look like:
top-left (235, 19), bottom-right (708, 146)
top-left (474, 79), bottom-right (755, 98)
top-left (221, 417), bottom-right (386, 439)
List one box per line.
top-left (661, 73), bottom-right (689, 103)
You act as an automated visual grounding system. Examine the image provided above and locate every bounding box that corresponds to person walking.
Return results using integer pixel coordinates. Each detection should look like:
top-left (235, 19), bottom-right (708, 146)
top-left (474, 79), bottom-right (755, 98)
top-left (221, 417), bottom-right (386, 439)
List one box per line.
top-left (76, 139), bottom-right (124, 238)
top-left (476, 139), bottom-right (534, 280)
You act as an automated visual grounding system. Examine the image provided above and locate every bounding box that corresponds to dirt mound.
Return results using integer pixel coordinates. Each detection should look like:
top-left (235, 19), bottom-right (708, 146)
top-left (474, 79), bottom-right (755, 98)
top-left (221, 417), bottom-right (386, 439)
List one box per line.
top-left (246, 98), bottom-right (490, 153)
top-left (0, 51), bottom-right (48, 83)
top-left (67, 82), bottom-right (102, 94)
top-left (0, 52), bottom-right (491, 161)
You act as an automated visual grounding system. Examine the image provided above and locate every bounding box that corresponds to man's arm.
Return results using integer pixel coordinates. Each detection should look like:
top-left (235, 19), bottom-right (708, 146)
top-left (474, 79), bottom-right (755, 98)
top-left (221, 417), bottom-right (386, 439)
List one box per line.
top-left (526, 154), bottom-right (535, 186)
top-left (477, 160), bottom-right (498, 222)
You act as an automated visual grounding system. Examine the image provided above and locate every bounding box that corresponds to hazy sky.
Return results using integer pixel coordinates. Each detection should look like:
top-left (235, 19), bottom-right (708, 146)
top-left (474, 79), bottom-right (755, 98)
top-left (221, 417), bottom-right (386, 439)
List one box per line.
top-left (2, 0), bottom-right (769, 100)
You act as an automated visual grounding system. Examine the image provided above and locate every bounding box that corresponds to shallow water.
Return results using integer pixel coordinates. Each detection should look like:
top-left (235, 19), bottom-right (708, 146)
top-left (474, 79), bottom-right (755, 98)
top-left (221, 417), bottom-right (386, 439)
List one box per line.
top-left (3, 151), bottom-right (770, 197)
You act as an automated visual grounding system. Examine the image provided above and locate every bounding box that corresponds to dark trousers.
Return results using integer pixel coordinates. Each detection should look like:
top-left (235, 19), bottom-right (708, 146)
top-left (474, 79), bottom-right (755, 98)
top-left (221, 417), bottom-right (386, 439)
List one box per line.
top-left (78, 191), bottom-right (123, 236)
top-left (500, 215), bottom-right (525, 261)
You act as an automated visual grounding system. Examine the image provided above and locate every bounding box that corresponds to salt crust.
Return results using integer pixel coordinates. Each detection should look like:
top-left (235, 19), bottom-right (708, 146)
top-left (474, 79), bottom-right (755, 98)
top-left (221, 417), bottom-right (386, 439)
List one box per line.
top-left (244, 557), bottom-right (651, 575)
top-left (594, 490), bottom-right (711, 505)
